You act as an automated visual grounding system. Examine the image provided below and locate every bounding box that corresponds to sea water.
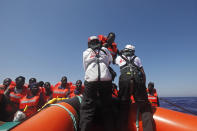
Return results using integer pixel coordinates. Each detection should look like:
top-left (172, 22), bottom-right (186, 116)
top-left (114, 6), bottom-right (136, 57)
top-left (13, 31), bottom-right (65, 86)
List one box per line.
top-left (159, 97), bottom-right (197, 115)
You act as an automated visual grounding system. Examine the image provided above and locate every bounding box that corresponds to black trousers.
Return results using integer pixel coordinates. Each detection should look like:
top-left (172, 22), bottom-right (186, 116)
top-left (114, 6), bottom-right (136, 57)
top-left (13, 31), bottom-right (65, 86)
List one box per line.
top-left (80, 81), bottom-right (113, 131)
top-left (118, 74), bottom-right (154, 131)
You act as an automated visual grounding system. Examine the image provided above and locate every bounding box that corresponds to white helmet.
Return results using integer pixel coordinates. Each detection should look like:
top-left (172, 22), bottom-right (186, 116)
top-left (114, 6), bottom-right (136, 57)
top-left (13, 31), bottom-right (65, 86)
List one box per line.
top-left (125, 44), bottom-right (135, 51)
top-left (88, 36), bottom-right (99, 42)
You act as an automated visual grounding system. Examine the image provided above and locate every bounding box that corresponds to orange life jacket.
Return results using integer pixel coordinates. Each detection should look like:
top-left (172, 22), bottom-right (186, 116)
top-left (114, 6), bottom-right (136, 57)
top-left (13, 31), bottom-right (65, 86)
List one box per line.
top-left (52, 82), bottom-right (72, 98)
top-left (98, 35), bottom-right (118, 58)
top-left (147, 88), bottom-right (158, 107)
top-left (43, 86), bottom-right (53, 103)
top-left (10, 81), bottom-right (16, 88)
top-left (6, 86), bottom-right (28, 114)
top-left (9, 86), bottom-right (28, 104)
top-left (98, 35), bottom-right (107, 44)
top-left (19, 95), bottom-right (40, 117)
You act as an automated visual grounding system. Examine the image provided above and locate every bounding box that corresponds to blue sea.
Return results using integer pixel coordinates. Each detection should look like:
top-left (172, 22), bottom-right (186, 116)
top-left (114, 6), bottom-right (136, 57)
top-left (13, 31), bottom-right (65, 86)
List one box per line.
top-left (159, 97), bottom-right (197, 116)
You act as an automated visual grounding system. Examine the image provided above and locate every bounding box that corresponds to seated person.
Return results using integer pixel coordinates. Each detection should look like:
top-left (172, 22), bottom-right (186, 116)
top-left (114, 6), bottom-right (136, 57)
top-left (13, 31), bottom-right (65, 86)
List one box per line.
top-left (38, 81), bottom-right (44, 88)
top-left (28, 78), bottom-right (37, 87)
top-left (52, 76), bottom-right (72, 98)
top-left (19, 83), bottom-right (44, 118)
top-left (43, 82), bottom-right (53, 102)
top-left (1, 78), bottom-right (12, 90)
top-left (147, 82), bottom-right (160, 107)
top-left (3, 76), bottom-right (28, 121)
top-left (70, 80), bottom-right (84, 98)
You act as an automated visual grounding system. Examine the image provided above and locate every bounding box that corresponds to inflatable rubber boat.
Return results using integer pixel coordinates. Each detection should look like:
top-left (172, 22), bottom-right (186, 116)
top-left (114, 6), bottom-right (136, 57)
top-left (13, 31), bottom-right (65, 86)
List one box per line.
top-left (1, 98), bottom-right (197, 131)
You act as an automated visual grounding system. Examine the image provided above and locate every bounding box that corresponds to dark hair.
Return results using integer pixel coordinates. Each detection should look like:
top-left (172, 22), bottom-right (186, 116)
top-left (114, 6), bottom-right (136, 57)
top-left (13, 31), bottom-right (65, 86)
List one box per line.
top-left (29, 78), bottom-right (37, 83)
top-left (76, 80), bottom-right (82, 85)
top-left (61, 76), bottom-right (67, 81)
top-left (38, 81), bottom-right (44, 87)
top-left (16, 76), bottom-right (25, 82)
top-left (107, 32), bottom-right (115, 38)
top-left (44, 82), bottom-right (51, 87)
top-left (148, 82), bottom-right (154, 87)
top-left (4, 78), bottom-right (12, 83)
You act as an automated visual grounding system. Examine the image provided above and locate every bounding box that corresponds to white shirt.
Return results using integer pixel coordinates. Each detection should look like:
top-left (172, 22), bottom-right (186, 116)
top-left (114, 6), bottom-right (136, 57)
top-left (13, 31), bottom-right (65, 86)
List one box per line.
top-left (83, 47), bottom-right (112, 82)
top-left (115, 55), bottom-right (143, 68)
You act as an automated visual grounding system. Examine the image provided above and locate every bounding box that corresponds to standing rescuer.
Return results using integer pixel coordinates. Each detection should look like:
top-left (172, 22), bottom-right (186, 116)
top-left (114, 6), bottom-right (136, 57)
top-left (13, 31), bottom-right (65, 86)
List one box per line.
top-left (115, 44), bottom-right (154, 131)
top-left (80, 36), bottom-right (113, 131)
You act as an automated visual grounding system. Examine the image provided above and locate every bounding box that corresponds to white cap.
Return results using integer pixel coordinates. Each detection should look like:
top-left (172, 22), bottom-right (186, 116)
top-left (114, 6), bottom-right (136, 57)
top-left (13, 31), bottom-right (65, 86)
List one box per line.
top-left (125, 44), bottom-right (135, 50)
top-left (88, 36), bottom-right (99, 42)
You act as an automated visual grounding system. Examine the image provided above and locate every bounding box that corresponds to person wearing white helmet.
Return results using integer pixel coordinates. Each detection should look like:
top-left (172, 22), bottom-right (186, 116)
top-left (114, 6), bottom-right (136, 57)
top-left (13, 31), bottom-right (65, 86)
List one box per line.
top-left (115, 44), bottom-right (153, 131)
top-left (80, 36), bottom-right (113, 131)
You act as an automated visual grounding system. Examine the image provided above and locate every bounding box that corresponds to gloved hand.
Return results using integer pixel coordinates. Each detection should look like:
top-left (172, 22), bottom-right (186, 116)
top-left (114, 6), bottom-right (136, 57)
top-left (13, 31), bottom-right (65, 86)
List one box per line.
top-left (13, 110), bottom-right (26, 122)
top-left (118, 49), bottom-right (125, 55)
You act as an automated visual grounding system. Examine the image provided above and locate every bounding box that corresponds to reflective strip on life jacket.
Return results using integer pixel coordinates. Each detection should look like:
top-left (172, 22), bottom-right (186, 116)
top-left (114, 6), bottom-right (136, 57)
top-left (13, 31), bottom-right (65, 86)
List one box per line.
top-left (21, 99), bottom-right (36, 104)
top-left (148, 96), bottom-right (157, 100)
top-left (53, 91), bottom-right (66, 94)
top-left (10, 93), bottom-right (22, 99)
top-left (9, 88), bottom-right (27, 103)
top-left (20, 96), bottom-right (39, 108)
top-left (148, 95), bottom-right (158, 107)
top-left (52, 82), bottom-right (72, 98)
top-left (19, 96), bottom-right (40, 117)
top-left (52, 88), bottom-right (70, 98)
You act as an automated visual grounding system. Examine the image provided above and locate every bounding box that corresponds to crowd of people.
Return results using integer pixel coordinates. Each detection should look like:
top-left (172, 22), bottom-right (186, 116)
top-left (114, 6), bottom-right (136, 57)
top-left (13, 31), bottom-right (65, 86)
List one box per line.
top-left (0, 76), bottom-right (84, 121)
top-left (0, 32), bottom-right (160, 131)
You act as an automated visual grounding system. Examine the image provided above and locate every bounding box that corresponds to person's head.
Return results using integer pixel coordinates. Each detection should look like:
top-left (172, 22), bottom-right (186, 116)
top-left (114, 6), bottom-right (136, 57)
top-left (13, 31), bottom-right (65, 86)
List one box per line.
top-left (29, 78), bottom-right (37, 85)
top-left (148, 82), bottom-right (154, 92)
top-left (61, 76), bottom-right (67, 87)
top-left (88, 36), bottom-right (101, 50)
top-left (44, 82), bottom-right (51, 93)
top-left (15, 76), bottom-right (25, 89)
top-left (107, 32), bottom-right (115, 44)
top-left (3, 78), bottom-right (12, 87)
top-left (30, 83), bottom-right (39, 96)
top-left (123, 44), bottom-right (135, 56)
top-left (38, 81), bottom-right (44, 87)
top-left (76, 80), bottom-right (82, 89)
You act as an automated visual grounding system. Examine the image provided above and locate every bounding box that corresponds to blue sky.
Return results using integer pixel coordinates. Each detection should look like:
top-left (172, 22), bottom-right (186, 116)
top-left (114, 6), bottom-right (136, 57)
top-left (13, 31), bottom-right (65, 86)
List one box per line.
top-left (0, 0), bottom-right (197, 97)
